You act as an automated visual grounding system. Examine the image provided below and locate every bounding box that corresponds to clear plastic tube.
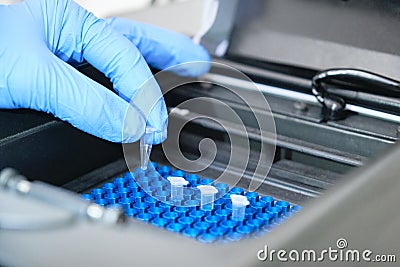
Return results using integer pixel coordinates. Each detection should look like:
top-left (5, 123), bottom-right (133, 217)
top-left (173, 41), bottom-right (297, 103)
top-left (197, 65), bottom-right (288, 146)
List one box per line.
top-left (140, 127), bottom-right (156, 170)
top-left (167, 177), bottom-right (189, 200)
top-left (230, 195), bottom-right (250, 221)
top-left (197, 185), bottom-right (218, 210)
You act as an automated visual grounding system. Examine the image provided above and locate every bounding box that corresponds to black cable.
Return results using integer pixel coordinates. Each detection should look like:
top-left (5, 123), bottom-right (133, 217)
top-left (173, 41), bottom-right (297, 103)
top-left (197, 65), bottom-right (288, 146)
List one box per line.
top-left (311, 68), bottom-right (400, 121)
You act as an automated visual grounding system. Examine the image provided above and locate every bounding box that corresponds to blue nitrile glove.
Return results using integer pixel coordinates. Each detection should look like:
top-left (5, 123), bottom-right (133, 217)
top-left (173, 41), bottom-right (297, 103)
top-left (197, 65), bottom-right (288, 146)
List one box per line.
top-left (0, 0), bottom-right (210, 144)
top-left (105, 17), bottom-right (211, 144)
top-left (105, 18), bottom-right (211, 77)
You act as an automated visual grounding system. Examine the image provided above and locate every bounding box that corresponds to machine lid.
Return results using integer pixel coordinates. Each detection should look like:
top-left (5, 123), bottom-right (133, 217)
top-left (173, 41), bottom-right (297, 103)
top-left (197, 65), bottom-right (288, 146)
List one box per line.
top-left (202, 0), bottom-right (400, 81)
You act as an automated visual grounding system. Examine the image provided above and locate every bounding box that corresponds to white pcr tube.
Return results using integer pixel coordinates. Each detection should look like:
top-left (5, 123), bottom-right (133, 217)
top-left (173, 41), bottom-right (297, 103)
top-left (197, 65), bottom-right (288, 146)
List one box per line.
top-left (167, 177), bottom-right (189, 201)
top-left (230, 195), bottom-right (250, 221)
top-left (197, 185), bottom-right (218, 210)
top-left (140, 127), bottom-right (156, 170)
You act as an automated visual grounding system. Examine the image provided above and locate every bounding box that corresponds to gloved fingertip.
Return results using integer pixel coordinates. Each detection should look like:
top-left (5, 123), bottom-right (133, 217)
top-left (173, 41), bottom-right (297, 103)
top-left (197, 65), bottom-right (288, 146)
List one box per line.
top-left (170, 60), bottom-right (211, 77)
top-left (170, 43), bottom-right (211, 77)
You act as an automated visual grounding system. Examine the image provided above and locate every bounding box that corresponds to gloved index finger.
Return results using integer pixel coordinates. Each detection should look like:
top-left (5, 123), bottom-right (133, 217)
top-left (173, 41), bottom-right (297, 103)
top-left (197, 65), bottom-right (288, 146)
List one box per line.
top-left (83, 19), bottom-right (154, 102)
top-left (58, 0), bottom-right (155, 103)
top-left (58, 0), bottom-right (167, 137)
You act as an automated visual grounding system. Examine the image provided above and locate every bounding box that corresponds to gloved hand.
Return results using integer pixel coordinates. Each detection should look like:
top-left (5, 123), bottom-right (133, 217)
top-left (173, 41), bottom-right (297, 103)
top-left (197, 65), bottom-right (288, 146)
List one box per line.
top-left (0, 0), bottom-right (210, 144)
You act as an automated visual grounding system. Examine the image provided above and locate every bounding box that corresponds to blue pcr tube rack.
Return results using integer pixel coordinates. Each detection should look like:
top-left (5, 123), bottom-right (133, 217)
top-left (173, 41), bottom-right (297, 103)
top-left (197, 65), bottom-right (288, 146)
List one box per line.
top-left (82, 163), bottom-right (302, 243)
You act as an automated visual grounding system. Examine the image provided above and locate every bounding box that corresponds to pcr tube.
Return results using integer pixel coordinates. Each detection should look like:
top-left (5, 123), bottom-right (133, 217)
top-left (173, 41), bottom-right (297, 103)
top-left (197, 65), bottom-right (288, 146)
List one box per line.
top-left (197, 185), bottom-right (218, 210)
top-left (230, 195), bottom-right (250, 221)
top-left (140, 127), bottom-right (156, 170)
top-left (167, 177), bottom-right (189, 200)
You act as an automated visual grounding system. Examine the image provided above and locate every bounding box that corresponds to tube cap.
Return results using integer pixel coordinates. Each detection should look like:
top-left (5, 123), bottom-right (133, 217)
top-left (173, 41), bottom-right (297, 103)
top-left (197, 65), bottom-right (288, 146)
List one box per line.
top-left (230, 194), bottom-right (250, 207)
top-left (167, 177), bottom-right (189, 186)
top-left (197, 185), bottom-right (218, 196)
